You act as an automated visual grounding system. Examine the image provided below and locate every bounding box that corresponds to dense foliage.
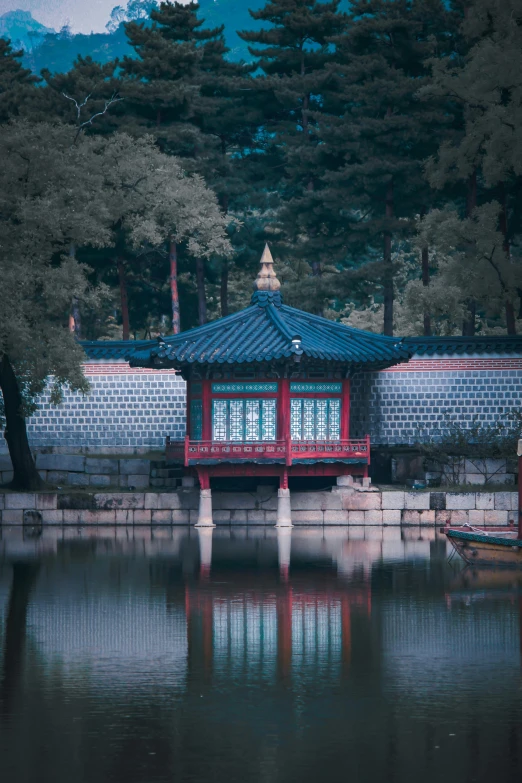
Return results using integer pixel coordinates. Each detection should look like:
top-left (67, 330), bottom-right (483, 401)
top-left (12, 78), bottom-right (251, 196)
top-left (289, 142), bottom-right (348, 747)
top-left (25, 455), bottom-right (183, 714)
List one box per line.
top-left (5, 0), bottom-right (519, 338)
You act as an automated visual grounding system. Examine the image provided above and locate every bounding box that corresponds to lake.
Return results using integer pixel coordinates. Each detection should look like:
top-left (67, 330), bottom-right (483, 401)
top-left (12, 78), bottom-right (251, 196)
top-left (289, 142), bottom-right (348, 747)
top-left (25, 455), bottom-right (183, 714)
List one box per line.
top-left (0, 525), bottom-right (521, 783)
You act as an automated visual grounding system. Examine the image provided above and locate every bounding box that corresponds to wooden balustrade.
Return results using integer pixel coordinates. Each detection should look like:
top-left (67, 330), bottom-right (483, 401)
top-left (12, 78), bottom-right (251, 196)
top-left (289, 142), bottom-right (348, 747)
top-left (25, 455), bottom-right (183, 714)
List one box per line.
top-left (166, 436), bottom-right (370, 467)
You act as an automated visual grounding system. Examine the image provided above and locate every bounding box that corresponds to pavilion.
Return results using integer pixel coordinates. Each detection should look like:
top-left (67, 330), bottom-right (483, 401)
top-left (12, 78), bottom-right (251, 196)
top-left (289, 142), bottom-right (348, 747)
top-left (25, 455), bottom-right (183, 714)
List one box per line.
top-left (128, 246), bottom-right (411, 526)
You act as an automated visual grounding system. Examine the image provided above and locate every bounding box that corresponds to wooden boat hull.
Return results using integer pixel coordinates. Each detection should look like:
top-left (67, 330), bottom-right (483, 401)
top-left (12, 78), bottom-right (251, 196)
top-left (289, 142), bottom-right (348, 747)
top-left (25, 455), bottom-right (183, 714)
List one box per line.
top-left (446, 529), bottom-right (522, 568)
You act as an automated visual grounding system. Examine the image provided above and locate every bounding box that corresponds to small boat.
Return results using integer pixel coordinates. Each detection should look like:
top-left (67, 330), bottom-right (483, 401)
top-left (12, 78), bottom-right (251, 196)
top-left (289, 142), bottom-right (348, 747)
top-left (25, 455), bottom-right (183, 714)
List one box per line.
top-left (446, 447), bottom-right (522, 567)
top-left (446, 527), bottom-right (522, 568)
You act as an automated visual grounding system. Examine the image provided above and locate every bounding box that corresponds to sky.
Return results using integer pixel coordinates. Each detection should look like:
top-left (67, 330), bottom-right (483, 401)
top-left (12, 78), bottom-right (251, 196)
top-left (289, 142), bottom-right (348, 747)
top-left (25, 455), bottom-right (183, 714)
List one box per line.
top-left (0, 0), bottom-right (188, 34)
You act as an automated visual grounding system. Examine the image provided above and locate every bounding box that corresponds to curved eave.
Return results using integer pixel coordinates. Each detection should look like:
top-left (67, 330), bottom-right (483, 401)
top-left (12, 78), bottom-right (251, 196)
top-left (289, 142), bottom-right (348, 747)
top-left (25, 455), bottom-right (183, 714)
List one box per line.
top-left (126, 302), bottom-right (413, 369)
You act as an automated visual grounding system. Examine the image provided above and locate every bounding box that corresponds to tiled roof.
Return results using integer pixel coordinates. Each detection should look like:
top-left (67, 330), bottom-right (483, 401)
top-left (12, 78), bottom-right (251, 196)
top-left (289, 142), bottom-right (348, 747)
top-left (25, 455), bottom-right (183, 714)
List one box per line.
top-left (127, 290), bottom-right (411, 369)
top-left (81, 333), bottom-right (522, 364)
top-left (404, 336), bottom-right (522, 356)
top-left (81, 339), bottom-right (154, 360)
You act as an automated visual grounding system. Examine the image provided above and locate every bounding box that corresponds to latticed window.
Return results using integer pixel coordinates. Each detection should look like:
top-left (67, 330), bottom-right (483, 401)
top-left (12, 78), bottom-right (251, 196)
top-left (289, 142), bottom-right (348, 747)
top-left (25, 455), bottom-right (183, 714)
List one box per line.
top-left (290, 398), bottom-right (341, 441)
top-left (212, 399), bottom-right (277, 441)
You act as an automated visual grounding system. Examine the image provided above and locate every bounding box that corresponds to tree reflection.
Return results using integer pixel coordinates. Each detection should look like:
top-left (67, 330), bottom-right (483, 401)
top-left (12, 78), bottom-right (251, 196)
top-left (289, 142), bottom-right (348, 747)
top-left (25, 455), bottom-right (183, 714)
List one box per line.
top-left (0, 561), bottom-right (40, 716)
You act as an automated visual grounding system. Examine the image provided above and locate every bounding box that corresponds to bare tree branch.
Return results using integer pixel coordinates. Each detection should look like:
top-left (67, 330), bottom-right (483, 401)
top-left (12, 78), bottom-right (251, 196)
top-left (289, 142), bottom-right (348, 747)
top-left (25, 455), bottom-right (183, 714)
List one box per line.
top-left (62, 92), bottom-right (92, 126)
top-left (66, 92), bottom-right (124, 143)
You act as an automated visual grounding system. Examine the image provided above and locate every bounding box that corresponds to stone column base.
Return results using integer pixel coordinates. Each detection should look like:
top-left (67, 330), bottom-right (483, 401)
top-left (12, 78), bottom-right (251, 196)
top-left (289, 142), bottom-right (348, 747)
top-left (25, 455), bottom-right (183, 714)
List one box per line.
top-left (195, 488), bottom-right (215, 527)
top-left (275, 488), bottom-right (293, 528)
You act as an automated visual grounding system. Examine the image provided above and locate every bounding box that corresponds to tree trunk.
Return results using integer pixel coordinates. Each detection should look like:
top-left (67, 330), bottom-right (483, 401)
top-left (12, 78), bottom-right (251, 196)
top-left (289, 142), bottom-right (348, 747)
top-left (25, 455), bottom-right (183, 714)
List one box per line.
top-left (462, 170), bottom-right (478, 336)
top-left (220, 258), bottom-right (229, 318)
top-left (419, 207), bottom-right (431, 336)
top-left (71, 298), bottom-right (81, 339)
top-left (421, 244), bottom-right (431, 336)
top-left (506, 301), bottom-right (516, 336)
top-left (117, 258), bottom-right (130, 341)
top-left (169, 239), bottom-right (181, 334)
top-left (462, 299), bottom-right (476, 337)
top-left (499, 182), bottom-right (516, 335)
top-left (383, 179), bottom-right (394, 336)
top-left (0, 562), bottom-right (40, 715)
top-left (196, 258), bottom-right (207, 325)
top-left (0, 355), bottom-right (43, 490)
top-left (68, 244), bottom-right (81, 338)
top-left (219, 193), bottom-right (229, 318)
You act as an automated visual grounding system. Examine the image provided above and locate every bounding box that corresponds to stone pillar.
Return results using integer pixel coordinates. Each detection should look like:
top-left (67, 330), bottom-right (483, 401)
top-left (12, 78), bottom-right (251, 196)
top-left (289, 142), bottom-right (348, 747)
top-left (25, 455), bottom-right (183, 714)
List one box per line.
top-left (276, 488), bottom-right (292, 528)
top-left (195, 488), bottom-right (215, 528)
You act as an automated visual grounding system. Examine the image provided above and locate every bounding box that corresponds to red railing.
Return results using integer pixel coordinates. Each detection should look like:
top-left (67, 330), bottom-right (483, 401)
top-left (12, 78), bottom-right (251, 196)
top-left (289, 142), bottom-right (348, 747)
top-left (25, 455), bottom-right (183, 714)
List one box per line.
top-left (166, 436), bottom-right (370, 467)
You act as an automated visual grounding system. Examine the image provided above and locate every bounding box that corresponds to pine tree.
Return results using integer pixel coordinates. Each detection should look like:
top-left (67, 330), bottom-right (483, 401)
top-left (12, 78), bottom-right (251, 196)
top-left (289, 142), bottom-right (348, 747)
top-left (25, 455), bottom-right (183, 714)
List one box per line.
top-left (41, 56), bottom-right (123, 139)
top-left (238, 1), bottom-right (346, 314)
top-left (0, 39), bottom-right (39, 122)
top-left (424, 0), bottom-right (522, 334)
top-left (315, 0), bottom-right (456, 334)
top-left (120, 1), bottom-right (255, 326)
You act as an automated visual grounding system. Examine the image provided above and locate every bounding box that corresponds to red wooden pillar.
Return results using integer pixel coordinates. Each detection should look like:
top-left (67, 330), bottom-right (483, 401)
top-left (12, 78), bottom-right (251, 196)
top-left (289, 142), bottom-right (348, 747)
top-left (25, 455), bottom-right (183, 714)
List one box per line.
top-left (201, 379), bottom-right (212, 440)
top-left (341, 378), bottom-right (350, 440)
top-left (278, 378), bottom-right (290, 441)
top-left (197, 467), bottom-right (210, 489)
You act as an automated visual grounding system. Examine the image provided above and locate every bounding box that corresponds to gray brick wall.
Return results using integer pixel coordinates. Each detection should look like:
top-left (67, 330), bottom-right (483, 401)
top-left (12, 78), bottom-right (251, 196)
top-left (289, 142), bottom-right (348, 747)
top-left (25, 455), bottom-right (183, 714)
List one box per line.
top-left (350, 368), bottom-right (522, 444)
top-left (2, 362), bottom-right (520, 453)
top-left (25, 372), bottom-right (187, 450)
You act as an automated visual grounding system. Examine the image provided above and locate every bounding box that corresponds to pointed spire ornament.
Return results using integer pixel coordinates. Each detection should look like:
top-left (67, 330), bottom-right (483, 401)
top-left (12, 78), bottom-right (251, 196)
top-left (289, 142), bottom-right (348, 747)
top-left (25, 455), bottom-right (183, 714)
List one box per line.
top-left (253, 244), bottom-right (281, 292)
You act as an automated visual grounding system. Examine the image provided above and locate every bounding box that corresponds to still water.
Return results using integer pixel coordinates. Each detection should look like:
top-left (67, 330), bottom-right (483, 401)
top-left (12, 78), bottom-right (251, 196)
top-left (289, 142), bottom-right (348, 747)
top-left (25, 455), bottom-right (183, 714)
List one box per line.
top-left (0, 524), bottom-right (521, 783)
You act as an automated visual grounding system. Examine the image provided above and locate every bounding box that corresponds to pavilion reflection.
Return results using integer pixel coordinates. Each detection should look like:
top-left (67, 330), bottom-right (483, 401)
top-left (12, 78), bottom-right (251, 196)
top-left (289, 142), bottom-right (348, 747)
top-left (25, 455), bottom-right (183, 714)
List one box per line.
top-left (0, 524), bottom-right (455, 697)
top-left (185, 526), bottom-right (371, 679)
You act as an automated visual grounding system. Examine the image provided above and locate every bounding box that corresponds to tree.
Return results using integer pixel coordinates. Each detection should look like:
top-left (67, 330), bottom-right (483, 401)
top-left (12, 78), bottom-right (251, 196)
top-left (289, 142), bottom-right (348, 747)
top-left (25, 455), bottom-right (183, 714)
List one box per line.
top-left (238, 0), bottom-right (346, 315)
top-left (121, 2), bottom-right (254, 325)
top-left (424, 0), bottom-right (522, 334)
top-left (315, 0), bottom-right (456, 334)
top-left (0, 38), bottom-right (39, 122)
top-left (95, 131), bottom-right (233, 332)
top-left (0, 122), bottom-right (110, 489)
top-left (41, 56), bottom-right (123, 139)
top-left (416, 203), bottom-right (522, 333)
top-left (0, 121), bottom-right (232, 489)
top-left (106, 0), bottom-right (160, 33)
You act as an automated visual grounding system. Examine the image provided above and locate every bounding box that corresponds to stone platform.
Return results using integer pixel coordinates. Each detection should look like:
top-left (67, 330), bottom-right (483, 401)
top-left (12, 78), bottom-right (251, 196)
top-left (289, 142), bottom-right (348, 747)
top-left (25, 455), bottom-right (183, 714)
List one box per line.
top-left (0, 487), bottom-right (517, 526)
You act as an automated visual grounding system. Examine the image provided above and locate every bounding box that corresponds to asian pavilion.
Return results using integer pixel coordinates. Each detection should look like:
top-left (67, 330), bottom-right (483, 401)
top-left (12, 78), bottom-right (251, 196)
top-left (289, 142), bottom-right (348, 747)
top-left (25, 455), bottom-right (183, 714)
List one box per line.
top-left (129, 246), bottom-right (411, 527)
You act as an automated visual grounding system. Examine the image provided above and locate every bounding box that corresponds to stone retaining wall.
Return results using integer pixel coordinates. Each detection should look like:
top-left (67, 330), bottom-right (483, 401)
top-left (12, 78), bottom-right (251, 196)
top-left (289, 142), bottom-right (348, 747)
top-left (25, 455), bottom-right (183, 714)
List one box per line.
top-left (0, 454), bottom-right (181, 489)
top-left (0, 488), bottom-right (517, 526)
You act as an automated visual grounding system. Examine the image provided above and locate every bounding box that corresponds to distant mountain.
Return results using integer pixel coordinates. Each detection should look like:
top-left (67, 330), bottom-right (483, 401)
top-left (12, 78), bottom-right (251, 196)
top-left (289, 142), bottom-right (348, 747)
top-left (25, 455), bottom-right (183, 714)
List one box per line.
top-left (3, 1), bottom-right (348, 75)
top-left (0, 9), bottom-right (54, 51)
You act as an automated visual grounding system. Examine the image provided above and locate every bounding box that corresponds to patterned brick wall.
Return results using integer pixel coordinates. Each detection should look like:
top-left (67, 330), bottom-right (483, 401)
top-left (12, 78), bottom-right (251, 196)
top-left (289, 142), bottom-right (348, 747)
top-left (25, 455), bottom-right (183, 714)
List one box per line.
top-left (350, 358), bottom-right (522, 445)
top-left (2, 356), bottom-right (520, 453)
top-left (25, 365), bottom-right (187, 450)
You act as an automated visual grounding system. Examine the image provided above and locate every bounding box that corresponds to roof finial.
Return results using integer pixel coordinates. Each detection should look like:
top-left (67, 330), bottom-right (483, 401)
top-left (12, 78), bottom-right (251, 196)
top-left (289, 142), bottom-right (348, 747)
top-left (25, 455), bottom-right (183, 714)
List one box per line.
top-left (253, 244), bottom-right (281, 292)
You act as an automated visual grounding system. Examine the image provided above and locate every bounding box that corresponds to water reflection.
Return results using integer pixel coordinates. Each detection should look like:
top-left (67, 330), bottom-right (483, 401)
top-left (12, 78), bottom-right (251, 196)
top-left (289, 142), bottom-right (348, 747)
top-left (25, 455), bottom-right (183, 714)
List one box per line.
top-left (0, 525), bottom-right (520, 783)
